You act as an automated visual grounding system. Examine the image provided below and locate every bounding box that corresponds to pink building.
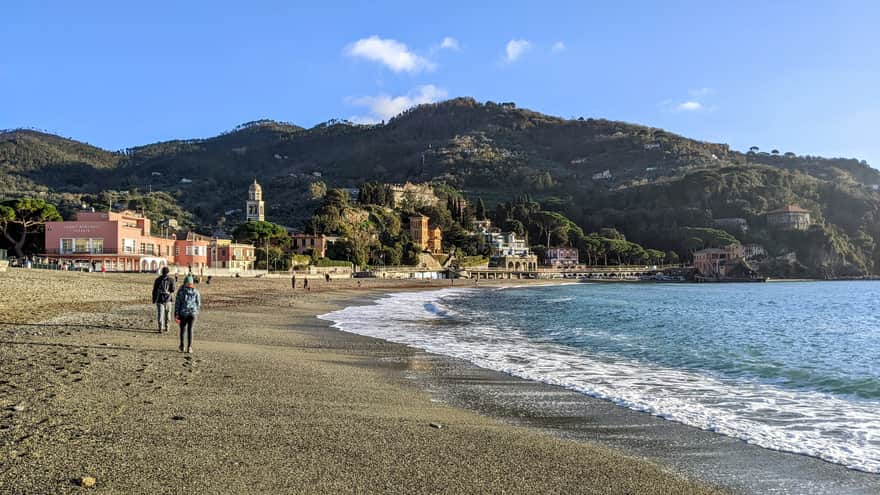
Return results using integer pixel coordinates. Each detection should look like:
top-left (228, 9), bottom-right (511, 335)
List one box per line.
top-left (545, 247), bottom-right (579, 268)
top-left (693, 244), bottom-right (745, 277)
top-left (174, 232), bottom-right (211, 273)
top-left (43, 210), bottom-right (176, 272)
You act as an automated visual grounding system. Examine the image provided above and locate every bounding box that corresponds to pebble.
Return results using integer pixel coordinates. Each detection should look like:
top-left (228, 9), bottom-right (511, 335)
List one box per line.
top-left (11, 405), bottom-right (25, 412)
top-left (78, 476), bottom-right (97, 488)
top-left (171, 415), bottom-right (185, 421)
top-left (429, 422), bottom-right (442, 429)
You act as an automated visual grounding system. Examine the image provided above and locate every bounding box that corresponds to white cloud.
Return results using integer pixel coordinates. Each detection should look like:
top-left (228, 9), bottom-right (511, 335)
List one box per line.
top-left (346, 35), bottom-right (435, 73)
top-left (440, 37), bottom-right (460, 50)
top-left (350, 85), bottom-right (449, 122)
top-left (551, 41), bottom-right (566, 53)
top-left (676, 101), bottom-right (704, 112)
top-left (505, 39), bottom-right (532, 63)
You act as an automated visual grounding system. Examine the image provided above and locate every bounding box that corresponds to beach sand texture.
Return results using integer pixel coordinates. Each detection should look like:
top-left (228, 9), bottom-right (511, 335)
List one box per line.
top-left (0, 270), bottom-right (723, 494)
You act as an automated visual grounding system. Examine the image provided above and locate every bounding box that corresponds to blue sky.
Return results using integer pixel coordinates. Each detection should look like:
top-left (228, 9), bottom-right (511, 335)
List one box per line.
top-left (2, 1), bottom-right (878, 166)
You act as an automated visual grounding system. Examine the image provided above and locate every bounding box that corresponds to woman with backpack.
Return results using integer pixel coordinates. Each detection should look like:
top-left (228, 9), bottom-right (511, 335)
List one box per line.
top-left (174, 274), bottom-right (202, 353)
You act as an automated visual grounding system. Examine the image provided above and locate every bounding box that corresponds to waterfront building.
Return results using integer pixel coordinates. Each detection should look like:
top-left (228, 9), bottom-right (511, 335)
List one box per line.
top-left (767, 205), bottom-right (811, 231)
top-left (491, 254), bottom-right (539, 271)
top-left (210, 238), bottom-right (256, 270)
top-left (290, 233), bottom-right (339, 258)
top-left (545, 247), bottom-right (579, 268)
top-left (485, 231), bottom-right (530, 257)
top-left (693, 244), bottom-right (745, 278)
top-left (43, 210), bottom-right (176, 272)
top-left (246, 179), bottom-right (265, 222)
top-left (410, 214), bottom-right (443, 254)
top-left (172, 232), bottom-right (211, 273)
top-left (43, 210), bottom-right (256, 272)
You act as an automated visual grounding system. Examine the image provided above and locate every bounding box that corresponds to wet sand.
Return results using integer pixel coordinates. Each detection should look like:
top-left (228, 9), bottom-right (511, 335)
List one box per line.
top-left (0, 269), bottom-right (721, 494)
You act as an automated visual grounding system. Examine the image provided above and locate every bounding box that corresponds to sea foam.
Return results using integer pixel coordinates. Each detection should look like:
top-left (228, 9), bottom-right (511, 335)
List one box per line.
top-left (319, 288), bottom-right (880, 473)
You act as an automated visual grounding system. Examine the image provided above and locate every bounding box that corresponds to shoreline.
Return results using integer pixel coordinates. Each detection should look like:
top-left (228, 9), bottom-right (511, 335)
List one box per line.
top-left (323, 286), bottom-right (880, 494)
top-left (0, 270), bottom-right (723, 494)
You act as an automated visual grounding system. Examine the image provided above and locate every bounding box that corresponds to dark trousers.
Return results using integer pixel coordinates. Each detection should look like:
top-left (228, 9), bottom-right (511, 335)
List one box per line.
top-left (179, 315), bottom-right (195, 348)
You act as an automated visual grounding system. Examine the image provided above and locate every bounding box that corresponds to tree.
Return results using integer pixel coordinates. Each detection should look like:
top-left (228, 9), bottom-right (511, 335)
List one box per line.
top-left (534, 211), bottom-right (569, 249)
top-left (475, 198), bottom-right (487, 220)
top-left (232, 220), bottom-right (289, 248)
top-left (771, 149), bottom-right (780, 155)
top-left (0, 198), bottom-right (62, 258)
top-left (308, 181), bottom-right (327, 200)
top-left (748, 146), bottom-right (760, 153)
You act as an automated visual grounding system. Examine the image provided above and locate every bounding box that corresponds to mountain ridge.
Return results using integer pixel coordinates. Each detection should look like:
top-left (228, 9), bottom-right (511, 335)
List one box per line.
top-left (2, 97), bottom-right (879, 276)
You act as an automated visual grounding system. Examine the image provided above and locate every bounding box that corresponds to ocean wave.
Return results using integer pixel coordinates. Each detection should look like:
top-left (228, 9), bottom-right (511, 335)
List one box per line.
top-left (319, 288), bottom-right (880, 474)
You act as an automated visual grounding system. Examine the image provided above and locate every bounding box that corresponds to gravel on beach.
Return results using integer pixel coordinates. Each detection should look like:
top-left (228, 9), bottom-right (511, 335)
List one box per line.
top-left (0, 269), bottom-right (724, 494)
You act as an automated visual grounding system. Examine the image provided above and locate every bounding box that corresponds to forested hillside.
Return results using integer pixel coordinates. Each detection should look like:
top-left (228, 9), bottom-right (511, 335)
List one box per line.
top-left (2, 97), bottom-right (878, 276)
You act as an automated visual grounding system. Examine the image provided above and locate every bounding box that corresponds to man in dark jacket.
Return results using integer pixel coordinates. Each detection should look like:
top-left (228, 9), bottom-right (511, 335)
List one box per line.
top-left (152, 266), bottom-right (176, 333)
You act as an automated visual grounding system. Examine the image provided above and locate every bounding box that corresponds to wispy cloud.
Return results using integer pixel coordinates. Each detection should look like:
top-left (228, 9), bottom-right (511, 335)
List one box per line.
top-left (551, 41), bottom-right (566, 53)
top-left (349, 85), bottom-right (448, 123)
top-left (676, 101), bottom-right (704, 112)
top-left (663, 88), bottom-right (718, 113)
top-left (439, 37), bottom-right (460, 50)
top-left (345, 35), bottom-right (435, 73)
top-left (504, 39), bottom-right (532, 63)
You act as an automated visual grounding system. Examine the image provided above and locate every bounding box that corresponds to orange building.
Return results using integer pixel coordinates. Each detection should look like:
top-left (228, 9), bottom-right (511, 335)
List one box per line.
top-left (410, 215), bottom-right (443, 254)
top-left (211, 239), bottom-right (256, 270)
top-left (174, 232), bottom-right (211, 273)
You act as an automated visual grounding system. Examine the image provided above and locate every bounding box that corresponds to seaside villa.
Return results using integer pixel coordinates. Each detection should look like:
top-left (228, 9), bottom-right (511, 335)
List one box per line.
top-left (43, 210), bottom-right (255, 272)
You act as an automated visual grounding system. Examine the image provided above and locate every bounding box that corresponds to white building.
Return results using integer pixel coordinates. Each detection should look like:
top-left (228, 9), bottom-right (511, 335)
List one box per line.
top-left (246, 179), bottom-right (265, 222)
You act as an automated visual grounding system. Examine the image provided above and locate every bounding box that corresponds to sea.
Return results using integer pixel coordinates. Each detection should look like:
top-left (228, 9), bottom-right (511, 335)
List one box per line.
top-left (319, 281), bottom-right (880, 474)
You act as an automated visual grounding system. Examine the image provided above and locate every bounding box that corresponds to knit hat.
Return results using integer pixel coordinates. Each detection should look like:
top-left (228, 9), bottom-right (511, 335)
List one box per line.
top-left (184, 274), bottom-right (194, 285)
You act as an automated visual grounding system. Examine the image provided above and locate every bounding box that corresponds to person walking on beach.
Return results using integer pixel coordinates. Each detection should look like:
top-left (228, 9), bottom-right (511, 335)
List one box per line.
top-left (291, 272), bottom-right (296, 290)
top-left (151, 267), bottom-right (176, 333)
top-left (174, 274), bottom-right (201, 353)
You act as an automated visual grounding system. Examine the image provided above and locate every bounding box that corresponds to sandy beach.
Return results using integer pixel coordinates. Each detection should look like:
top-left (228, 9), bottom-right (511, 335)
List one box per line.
top-left (0, 269), bottom-right (728, 494)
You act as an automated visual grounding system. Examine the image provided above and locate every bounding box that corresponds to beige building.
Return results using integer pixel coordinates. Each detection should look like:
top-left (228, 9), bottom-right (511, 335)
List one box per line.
top-left (246, 179), bottom-right (265, 222)
top-left (767, 205), bottom-right (811, 231)
top-left (290, 233), bottom-right (339, 258)
top-left (391, 182), bottom-right (439, 207)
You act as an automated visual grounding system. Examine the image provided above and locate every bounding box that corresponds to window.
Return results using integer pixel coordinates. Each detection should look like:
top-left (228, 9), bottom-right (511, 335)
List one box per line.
top-left (75, 238), bottom-right (89, 253)
top-left (123, 239), bottom-right (136, 254)
top-left (61, 239), bottom-right (73, 254)
top-left (91, 238), bottom-right (104, 254)
top-left (234, 248), bottom-right (242, 258)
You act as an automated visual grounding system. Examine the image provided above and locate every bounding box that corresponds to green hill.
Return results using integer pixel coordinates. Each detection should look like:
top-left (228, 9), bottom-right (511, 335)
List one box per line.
top-left (1, 98), bottom-right (878, 276)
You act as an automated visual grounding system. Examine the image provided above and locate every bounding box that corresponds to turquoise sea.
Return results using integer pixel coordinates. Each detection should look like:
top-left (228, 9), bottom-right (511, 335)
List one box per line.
top-left (320, 281), bottom-right (880, 473)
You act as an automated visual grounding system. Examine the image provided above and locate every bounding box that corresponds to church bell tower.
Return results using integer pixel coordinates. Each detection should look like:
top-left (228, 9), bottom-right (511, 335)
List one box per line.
top-left (246, 179), bottom-right (265, 222)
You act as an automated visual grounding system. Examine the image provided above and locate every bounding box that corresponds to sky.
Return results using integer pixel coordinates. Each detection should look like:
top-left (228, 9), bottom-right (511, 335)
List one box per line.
top-left (2, 1), bottom-right (879, 166)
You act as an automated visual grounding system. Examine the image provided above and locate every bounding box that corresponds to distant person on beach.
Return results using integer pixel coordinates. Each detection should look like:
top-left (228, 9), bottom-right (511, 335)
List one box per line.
top-left (325, 273), bottom-right (330, 283)
top-left (174, 274), bottom-right (201, 354)
top-left (304, 278), bottom-right (310, 291)
top-left (291, 272), bottom-right (296, 290)
top-left (152, 267), bottom-right (176, 333)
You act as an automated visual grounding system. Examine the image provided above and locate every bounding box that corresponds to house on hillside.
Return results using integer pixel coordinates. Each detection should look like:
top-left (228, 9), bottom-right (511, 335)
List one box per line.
top-left (592, 170), bottom-right (613, 181)
top-left (767, 205), bottom-right (811, 231)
